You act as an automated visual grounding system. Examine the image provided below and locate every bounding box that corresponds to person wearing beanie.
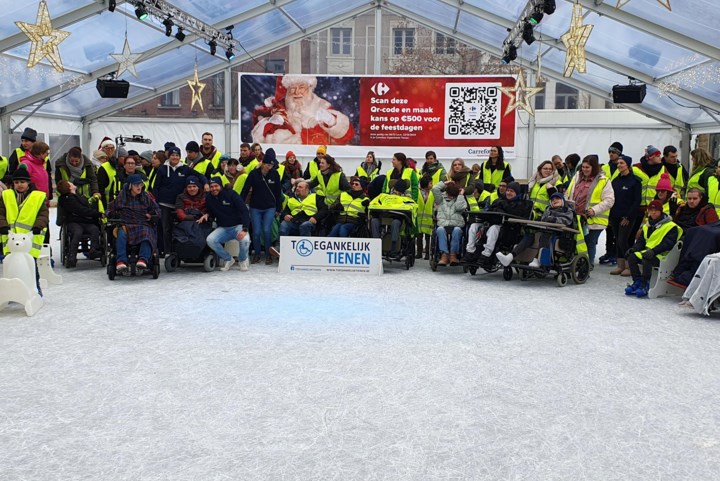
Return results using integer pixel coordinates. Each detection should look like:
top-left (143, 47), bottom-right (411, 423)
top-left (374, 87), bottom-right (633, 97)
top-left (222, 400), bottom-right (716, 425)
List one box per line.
top-left (652, 172), bottom-right (679, 216)
top-left (661, 145), bottom-right (688, 197)
top-left (479, 146), bottom-right (512, 190)
top-left (632, 145), bottom-right (669, 211)
top-left (184, 140), bottom-right (214, 180)
top-left (303, 145), bottom-right (327, 180)
top-left (462, 180), bottom-right (533, 265)
top-left (609, 154), bottom-right (642, 276)
top-left (107, 171), bottom-right (161, 274)
top-left (116, 147), bottom-right (129, 162)
top-left (327, 176), bottom-right (368, 238)
top-left (174, 175), bottom-right (209, 229)
top-left (205, 175), bottom-right (251, 271)
top-left (55, 147), bottom-right (100, 201)
top-left (282, 150), bottom-right (303, 182)
top-left (0, 163), bottom-right (49, 294)
top-left (239, 147), bottom-right (283, 265)
top-left (497, 191), bottom-right (574, 269)
top-left (368, 179), bottom-right (418, 259)
top-left (356, 151), bottom-right (382, 181)
top-left (164, 142), bottom-right (176, 154)
top-left (567, 154), bottom-right (615, 269)
top-left (382, 152), bottom-right (419, 203)
top-left (431, 179), bottom-right (467, 266)
top-left (97, 138), bottom-right (121, 209)
top-left (600, 143), bottom-right (633, 267)
top-left (3, 127), bottom-right (39, 185)
top-left (625, 200), bottom-right (682, 297)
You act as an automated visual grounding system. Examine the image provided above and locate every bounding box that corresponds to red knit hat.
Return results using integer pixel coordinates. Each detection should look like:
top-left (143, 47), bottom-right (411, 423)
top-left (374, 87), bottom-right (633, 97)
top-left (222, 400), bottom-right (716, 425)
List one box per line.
top-left (655, 173), bottom-right (673, 193)
top-left (648, 200), bottom-right (664, 211)
top-left (286, 151), bottom-right (296, 159)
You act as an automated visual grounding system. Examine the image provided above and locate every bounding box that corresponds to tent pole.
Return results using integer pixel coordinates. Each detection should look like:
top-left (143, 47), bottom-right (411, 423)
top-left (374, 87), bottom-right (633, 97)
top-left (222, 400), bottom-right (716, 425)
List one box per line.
top-left (224, 66), bottom-right (233, 156)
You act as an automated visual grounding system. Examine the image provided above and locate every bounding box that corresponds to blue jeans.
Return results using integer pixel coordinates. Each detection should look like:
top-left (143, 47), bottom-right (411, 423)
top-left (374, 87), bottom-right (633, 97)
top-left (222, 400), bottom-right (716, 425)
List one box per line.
top-left (206, 225), bottom-right (251, 262)
top-left (585, 228), bottom-right (603, 265)
top-left (116, 228), bottom-right (151, 264)
top-left (328, 223), bottom-right (355, 237)
top-left (436, 226), bottom-right (463, 254)
top-left (251, 208), bottom-right (275, 256)
top-left (279, 220), bottom-right (316, 237)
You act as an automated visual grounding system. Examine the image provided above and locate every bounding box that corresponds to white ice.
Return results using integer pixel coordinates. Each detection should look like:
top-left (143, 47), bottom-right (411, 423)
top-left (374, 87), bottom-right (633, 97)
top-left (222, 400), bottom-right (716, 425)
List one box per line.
top-left (1, 219), bottom-right (719, 481)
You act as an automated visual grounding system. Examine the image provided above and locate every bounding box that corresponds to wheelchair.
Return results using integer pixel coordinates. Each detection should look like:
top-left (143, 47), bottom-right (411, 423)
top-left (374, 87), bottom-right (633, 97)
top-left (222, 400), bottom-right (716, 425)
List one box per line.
top-left (105, 220), bottom-right (160, 280)
top-left (163, 219), bottom-right (217, 273)
top-left (368, 209), bottom-right (416, 270)
top-left (57, 200), bottom-right (107, 268)
top-left (463, 211), bottom-right (526, 276)
top-left (428, 214), bottom-right (469, 273)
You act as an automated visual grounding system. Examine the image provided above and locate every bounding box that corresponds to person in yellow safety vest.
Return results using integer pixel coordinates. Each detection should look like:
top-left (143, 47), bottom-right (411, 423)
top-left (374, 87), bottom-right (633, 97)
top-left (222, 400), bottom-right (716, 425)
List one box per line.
top-left (355, 151), bottom-right (382, 181)
top-left (445, 158), bottom-right (475, 190)
top-left (307, 154), bottom-right (349, 206)
top-left (238, 143), bottom-right (259, 176)
top-left (687, 147), bottom-right (715, 194)
top-left (271, 180), bottom-right (329, 257)
top-left (200, 132), bottom-right (223, 169)
top-left (0, 155), bottom-right (8, 183)
top-left (470, 179), bottom-right (493, 212)
top-left (479, 145), bottom-right (512, 190)
top-left (97, 138), bottom-right (119, 208)
top-left (419, 150), bottom-right (446, 186)
top-left (328, 176), bottom-right (368, 237)
top-left (185, 141), bottom-right (214, 182)
top-left (382, 152), bottom-right (419, 203)
top-left (56, 179), bottom-right (103, 267)
top-left (552, 155), bottom-right (570, 190)
top-left (632, 145), bottom-right (669, 213)
top-left (416, 175), bottom-right (434, 259)
top-left (528, 160), bottom-right (560, 220)
top-left (139, 150), bottom-right (159, 191)
top-left (303, 144), bottom-right (325, 180)
top-left (222, 158), bottom-right (242, 189)
top-left (110, 156), bottom-right (148, 203)
top-left (55, 147), bottom-right (100, 201)
top-left (661, 145), bottom-right (688, 198)
top-left (369, 179), bottom-right (417, 260)
top-left (567, 154), bottom-right (615, 268)
top-left (624, 199), bottom-right (682, 297)
top-left (0, 165), bottom-right (49, 296)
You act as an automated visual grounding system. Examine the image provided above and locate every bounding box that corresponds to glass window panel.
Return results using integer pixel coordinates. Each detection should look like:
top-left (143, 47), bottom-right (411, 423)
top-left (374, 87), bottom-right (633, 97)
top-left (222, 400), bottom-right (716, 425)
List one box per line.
top-left (150, 0), bottom-right (268, 24)
top-left (0, 0), bottom-right (95, 37)
top-left (284, 0), bottom-right (370, 31)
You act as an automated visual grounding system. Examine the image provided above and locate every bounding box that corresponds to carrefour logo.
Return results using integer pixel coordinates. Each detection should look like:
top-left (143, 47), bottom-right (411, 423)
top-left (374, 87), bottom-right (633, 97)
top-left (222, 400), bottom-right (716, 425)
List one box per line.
top-left (371, 82), bottom-right (390, 96)
top-left (295, 239), bottom-right (314, 257)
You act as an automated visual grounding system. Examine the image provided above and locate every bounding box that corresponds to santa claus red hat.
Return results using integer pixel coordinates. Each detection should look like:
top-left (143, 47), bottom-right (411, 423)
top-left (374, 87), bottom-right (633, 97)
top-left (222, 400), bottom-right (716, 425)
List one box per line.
top-left (99, 136), bottom-right (116, 149)
top-left (281, 74), bottom-right (317, 89)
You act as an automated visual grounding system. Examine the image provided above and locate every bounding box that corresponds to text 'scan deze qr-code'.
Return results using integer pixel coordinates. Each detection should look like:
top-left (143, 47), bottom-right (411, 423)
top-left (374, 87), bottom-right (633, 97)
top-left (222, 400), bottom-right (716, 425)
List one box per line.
top-left (444, 83), bottom-right (502, 140)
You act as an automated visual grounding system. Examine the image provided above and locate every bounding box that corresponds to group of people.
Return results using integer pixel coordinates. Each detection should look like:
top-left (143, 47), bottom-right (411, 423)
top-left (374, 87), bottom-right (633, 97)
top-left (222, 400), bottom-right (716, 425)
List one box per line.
top-left (1, 128), bottom-right (718, 302)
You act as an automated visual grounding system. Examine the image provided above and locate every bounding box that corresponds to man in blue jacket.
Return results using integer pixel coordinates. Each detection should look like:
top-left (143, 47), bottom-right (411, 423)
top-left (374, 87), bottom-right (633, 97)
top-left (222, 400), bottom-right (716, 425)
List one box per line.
top-left (205, 176), bottom-right (251, 271)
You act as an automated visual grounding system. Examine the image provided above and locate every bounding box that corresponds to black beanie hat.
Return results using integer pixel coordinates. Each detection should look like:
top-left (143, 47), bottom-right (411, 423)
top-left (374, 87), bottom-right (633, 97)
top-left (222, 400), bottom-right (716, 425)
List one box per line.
top-left (12, 164), bottom-right (32, 182)
top-left (506, 181), bottom-right (521, 194)
top-left (185, 141), bottom-right (200, 153)
top-left (609, 142), bottom-right (623, 154)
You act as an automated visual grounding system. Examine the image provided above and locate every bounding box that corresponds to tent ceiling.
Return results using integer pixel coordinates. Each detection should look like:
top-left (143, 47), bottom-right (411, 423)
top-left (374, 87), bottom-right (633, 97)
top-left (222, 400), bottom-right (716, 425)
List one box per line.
top-left (0, 0), bottom-right (718, 131)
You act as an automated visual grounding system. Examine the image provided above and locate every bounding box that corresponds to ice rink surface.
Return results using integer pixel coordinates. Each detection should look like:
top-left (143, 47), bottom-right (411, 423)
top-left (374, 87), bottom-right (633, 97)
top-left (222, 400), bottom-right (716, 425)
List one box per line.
top-left (2, 231), bottom-right (719, 481)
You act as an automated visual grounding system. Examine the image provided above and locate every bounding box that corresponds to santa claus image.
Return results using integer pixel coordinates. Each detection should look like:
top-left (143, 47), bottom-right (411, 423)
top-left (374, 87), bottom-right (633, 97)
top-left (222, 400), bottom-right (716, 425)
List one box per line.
top-left (251, 75), bottom-right (354, 145)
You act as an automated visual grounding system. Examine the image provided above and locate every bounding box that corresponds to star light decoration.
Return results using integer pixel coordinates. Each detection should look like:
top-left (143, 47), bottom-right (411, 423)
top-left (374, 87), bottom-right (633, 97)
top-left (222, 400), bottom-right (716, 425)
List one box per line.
top-left (15, 0), bottom-right (70, 73)
top-left (111, 37), bottom-right (143, 78)
top-left (560, 3), bottom-right (593, 78)
top-left (616, 0), bottom-right (671, 11)
top-left (187, 64), bottom-right (206, 111)
top-left (498, 72), bottom-right (544, 117)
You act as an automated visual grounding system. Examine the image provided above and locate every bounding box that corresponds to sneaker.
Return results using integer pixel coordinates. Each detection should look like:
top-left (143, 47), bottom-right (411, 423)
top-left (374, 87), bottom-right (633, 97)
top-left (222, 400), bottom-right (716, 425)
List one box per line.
top-left (269, 246), bottom-right (280, 258)
top-left (599, 254), bottom-right (613, 264)
top-left (528, 258), bottom-right (541, 268)
top-left (220, 258), bottom-right (236, 271)
top-left (239, 259), bottom-right (249, 271)
top-left (136, 259), bottom-right (148, 270)
top-left (496, 252), bottom-right (513, 267)
top-left (461, 250), bottom-right (479, 264)
top-left (116, 261), bottom-right (128, 273)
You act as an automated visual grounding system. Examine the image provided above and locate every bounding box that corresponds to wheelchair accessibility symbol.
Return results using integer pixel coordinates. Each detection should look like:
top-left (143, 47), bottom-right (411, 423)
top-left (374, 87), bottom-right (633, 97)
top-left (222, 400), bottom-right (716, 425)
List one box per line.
top-left (295, 239), bottom-right (314, 257)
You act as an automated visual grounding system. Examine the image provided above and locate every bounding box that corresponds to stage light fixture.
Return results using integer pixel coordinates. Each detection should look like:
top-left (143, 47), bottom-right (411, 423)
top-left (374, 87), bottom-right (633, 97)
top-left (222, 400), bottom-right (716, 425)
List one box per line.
top-left (135, 4), bottom-right (149, 20)
top-left (522, 21), bottom-right (536, 45)
top-left (501, 44), bottom-right (517, 64)
top-left (162, 17), bottom-right (174, 37)
top-left (528, 11), bottom-right (544, 25)
top-left (208, 38), bottom-right (217, 56)
top-left (108, 0), bottom-right (116, 12)
top-left (175, 27), bottom-right (186, 42)
top-left (541, 0), bottom-right (556, 15)
top-left (225, 47), bottom-right (235, 61)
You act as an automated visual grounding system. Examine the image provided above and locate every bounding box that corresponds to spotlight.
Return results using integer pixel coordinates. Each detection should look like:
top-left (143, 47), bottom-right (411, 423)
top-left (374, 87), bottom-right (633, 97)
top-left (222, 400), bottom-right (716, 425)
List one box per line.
top-left (162, 17), bottom-right (174, 37)
top-left (108, 0), bottom-right (116, 12)
top-left (541, 0), bottom-right (556, 15)
top-left (134, 4), bottom-right (149, 20)
top-left (522, 21), bottom-right (536, 45)
top-left (175, 27), bottom-right (186, 42)
top-left (501, 44), bottom-right (517, 64)
top-left (208, 38), bottom-right (217, 56)
top-left (528, 11), bottom-right (544, 25)
top-left (225, 47), bottom-right (235, 61)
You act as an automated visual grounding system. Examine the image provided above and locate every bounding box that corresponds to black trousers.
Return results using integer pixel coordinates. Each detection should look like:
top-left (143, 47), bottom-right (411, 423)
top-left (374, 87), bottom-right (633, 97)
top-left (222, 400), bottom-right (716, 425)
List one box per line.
top-left (609, 217), bottom-right (635, 259)
top-left (627, 253), bottom-right (659, 282)
top-left (66, 222), bottom-right (101, 258)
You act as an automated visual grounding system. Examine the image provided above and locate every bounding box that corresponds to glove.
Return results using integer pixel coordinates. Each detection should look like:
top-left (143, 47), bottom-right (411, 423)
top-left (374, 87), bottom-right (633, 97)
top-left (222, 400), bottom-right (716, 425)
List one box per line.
top-left (268, 114), bottom-right (285, 126)
top-left (641, 249), bottom-right (655, 260)
top-left (0, 226), bottom-right (9, 235)
top-left (31, 227), bottom-right (42, 235)
top-left (316, 108), bottom-right (336, 126)
top-left (361, 199), bottom-right (370, 207)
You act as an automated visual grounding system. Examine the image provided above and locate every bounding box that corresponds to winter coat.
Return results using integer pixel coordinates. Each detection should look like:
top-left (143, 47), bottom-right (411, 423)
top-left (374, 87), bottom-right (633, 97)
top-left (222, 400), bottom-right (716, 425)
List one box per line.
top-left (610, 171), bottom-right (642, 220)
top-left (567, 172), bottom-right (615, 230)
top-left (432, 183), bottom-right (467, 228)
top-left (107, 185), bottom-right (160, 249)
top-left (240, 167), bottom-right (283, 212)
top-left (490, 195), bottom-right (533, 219)
top-left (540, 202), bottom-right (573, 226)
top-left (205, 189), bottom-right (250, 229)
top-left (55, 153), bottom-right (99, 196)
top-left (282, 193), bottom-right (329, 225)
top-left (58, 193), bottom-right (101, 225)
top-left (153, 162), bottom-right (199, 207)
top-left (673, 202), bottom-right (719, 231)
top-left (20, 152), bottom-right (50, 201)
top-left (174, 189), bottom-right (207, 222)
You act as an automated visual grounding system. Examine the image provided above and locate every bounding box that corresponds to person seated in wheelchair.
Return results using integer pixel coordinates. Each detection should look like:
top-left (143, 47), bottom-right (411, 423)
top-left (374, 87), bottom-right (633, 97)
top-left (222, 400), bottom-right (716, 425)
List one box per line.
top-left (328, 176), bottom-right (367, 237)
top-left (624, 200), bottom-right (682, 298)
top-left (431, 180), bottom-right (467, 266)
top-left (174, 176), bottom-right (208, 224)
top-left (461, 181), bottom-right (533, 265)
top-left (496, 192), bottom-right (574, 268)
top-left (107, 174), bottom-right (160, 273)
top-left (369, 179), bottom-right (417, 259)
top-left (56, 180), bottom-right (103, 267)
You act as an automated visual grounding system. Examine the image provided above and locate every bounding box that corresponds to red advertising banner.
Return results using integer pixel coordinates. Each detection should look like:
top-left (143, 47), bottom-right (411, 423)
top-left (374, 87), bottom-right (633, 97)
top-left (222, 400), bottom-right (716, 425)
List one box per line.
top-left (240, 74), bottom-right (518, 160)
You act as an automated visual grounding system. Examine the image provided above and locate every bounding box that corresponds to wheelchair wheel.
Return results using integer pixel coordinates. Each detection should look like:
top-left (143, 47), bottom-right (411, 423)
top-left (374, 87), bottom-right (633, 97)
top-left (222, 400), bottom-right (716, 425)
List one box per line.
top-left (468, 266), bottom-right (477, 276)
top-left (107, 263), bottom-right (115, 281)
top-left (59, 226), bottom-right (67, 267)
top-left (571, 255), bottom-right (590, 284)
top-left (152, 263), bottom-right (160, 279)
top-left (203, 253), bottom-right (217, 272)
top-left (429, 233), bottom-right (438, 271)
top-left (165, 253), bottom-right (178, 273)
top-left (520, 268), bottom-right (529, 281)
top-left (503, 266), bottom-right (513, 281)
top-left (556, 272), bottom-right (568, 287)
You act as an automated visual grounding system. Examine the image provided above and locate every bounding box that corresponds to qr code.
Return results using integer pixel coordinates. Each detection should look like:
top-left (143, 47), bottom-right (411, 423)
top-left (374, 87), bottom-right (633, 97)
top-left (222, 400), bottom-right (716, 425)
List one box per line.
top-left (445, 83), bottom-right (501, 139)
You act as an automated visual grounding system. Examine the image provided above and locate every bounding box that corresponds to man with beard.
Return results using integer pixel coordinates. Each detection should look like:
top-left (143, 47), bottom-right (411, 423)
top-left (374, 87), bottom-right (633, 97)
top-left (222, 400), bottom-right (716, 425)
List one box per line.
top-left (199, 132), bottom-right (223, 170)
top-left (251, 75), bottom-right (354, 145)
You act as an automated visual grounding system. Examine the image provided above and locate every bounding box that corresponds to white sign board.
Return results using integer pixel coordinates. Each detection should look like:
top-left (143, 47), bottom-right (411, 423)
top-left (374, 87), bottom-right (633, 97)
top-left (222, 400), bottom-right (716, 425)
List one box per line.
top-left (278, 236), bottom-right (383, 275)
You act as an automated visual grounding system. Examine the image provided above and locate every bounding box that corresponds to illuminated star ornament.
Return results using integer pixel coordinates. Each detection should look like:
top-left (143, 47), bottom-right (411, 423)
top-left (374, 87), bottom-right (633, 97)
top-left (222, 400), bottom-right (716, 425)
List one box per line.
top-left (561, 3), bottom-right (593, 77)
top-left (498, 73), bottom-right (544, 117)
top-left (187, 64), bottom-right (206, 111)
top-left (15, 0), bottom-right (70, 73)
top-left (616, 0), bottom-right (671, 11)
top-left (111, 36), bottom-right (143, 78)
